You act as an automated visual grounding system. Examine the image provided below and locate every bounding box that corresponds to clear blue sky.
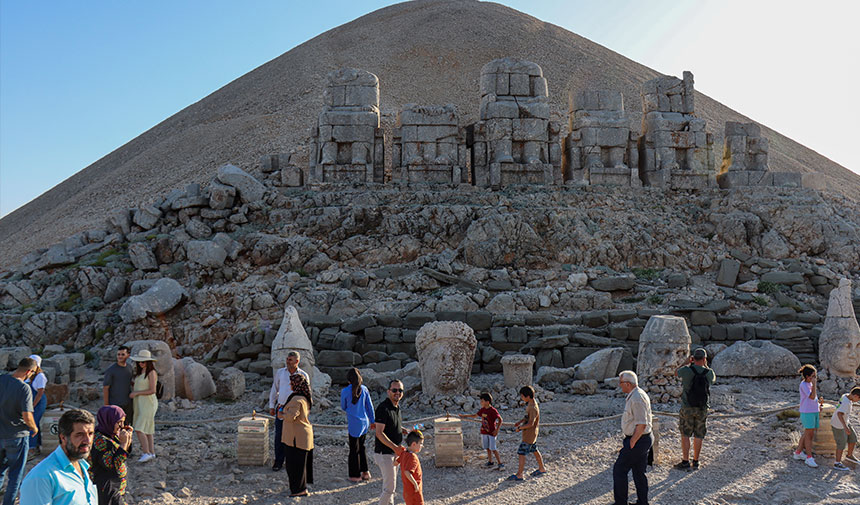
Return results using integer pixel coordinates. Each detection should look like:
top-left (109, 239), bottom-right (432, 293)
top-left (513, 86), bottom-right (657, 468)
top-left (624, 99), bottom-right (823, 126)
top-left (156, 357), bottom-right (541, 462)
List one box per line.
top-left (2, 1), bottom-right (858, 217)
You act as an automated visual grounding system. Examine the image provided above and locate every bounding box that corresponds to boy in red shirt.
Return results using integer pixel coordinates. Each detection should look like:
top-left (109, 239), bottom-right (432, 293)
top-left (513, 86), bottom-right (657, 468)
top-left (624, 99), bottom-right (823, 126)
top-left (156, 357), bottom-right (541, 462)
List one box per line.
top-left (460, 392), bottom-right (504, 468)
top-left (398, 430), bottom-right (424, 505)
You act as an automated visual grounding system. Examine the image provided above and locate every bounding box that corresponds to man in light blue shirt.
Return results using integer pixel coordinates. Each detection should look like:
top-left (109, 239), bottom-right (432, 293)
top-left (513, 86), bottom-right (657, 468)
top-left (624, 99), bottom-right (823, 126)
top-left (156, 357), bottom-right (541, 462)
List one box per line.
top-left (20, 409), bottom-right (97, 505)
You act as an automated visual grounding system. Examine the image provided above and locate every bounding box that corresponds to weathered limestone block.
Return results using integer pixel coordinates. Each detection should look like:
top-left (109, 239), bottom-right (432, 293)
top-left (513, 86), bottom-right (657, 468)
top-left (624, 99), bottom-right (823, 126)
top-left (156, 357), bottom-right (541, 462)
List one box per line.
top-left (22, 312), bottom-right (78, 346)
top-left (128, 243), bottom-right (158, 271)
top-left (639, 71), bottom-right (715, 189)
top-left (186, 240), bottom-right (228, 268)
top-left (500, 354), bottom-right (535, 388)
top-left (127, 339), bottom-right (175, 401)
top-left (118, 278), bottom-right (189, 323)
top-left (574, 347), bottom-right (624, 381)
top-left (637, 315), bottom-right (691, 401)
top-left (393, 104), bottom-right (465, 184)
top-left (132, 205), bottom-right (162, 230)
top-left (75, 267), bottom-right (108, 300)
top-left (819, 279), bottom-right (860, 377)
top-left (208, 182), bottom-right (236, 210)
top-left (566, 89), bottom-right (639, 186)
top-left (181, 357), bottom-right (216, 401)
top-left (309, 68), bottom-right (383, 183)
top-left (717, 121), bottom-right (803, 189)
top-left (415, 321), bottom-right (477, 395)
top-left (216, 164), bottom-right (266, 203)
top-left (216, 366), bottom-right (245, 401)
top-left (536, 366), bottom-right (576, 385)
top-left (471, 58), bottom-right (561, 188)
top-left (711, 340), bottom-right (800, 377)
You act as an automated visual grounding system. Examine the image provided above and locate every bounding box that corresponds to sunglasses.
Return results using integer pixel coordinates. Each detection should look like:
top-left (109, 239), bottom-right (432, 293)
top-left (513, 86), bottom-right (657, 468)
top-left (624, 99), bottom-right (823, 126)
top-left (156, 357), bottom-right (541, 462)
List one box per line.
top-left (390, 388), bottom-right (404, 393)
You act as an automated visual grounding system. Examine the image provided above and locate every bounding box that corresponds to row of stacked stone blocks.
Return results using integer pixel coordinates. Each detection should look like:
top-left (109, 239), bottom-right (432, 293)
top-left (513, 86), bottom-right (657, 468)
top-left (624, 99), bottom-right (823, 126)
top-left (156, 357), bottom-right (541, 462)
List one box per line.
top-left (471, 58), bottom-right (563, 188)
top-left (308, 68), bottom-right (384, 183)
top-left (717, 121), bottom-right (801, 188)
top-left (639, 71), bottom-right (716, 189)
top-left (392, 104), bottom-right (468, 184)
top-left (565, 89), bottom-right (641, 186)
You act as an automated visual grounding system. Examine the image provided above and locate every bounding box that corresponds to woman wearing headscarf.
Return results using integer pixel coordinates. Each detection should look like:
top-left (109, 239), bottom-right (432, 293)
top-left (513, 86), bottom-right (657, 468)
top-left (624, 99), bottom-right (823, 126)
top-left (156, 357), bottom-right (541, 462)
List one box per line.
top-left (128, 349), bottom-right (158, 463)
top-left (26, 354), bottom-right (48, 456)
top-left (340, 368), bottom-right (375, 482)
top-left (90, 405), bottom-right (133, 505)
top-left (279, 373), bottom-right (314, 497)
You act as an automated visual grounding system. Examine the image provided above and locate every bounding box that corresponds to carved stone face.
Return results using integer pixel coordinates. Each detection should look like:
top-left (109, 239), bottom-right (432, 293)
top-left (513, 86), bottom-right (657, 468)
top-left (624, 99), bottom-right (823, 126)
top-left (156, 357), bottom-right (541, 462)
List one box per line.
top-left (820, 321), bottom-right (860, 377)
top-left (415, 321), bottom-right (477, 396)
top-left (637, 315), bottom-right (691, 380)
top-left (637, 341), bottom-right (689, 378)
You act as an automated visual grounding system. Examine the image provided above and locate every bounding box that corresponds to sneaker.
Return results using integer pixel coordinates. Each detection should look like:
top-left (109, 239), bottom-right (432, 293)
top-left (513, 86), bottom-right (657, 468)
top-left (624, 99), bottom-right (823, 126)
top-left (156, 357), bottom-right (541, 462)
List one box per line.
top-left (792, 451), bottom-right (807, 460)
top-left (485, 461), bottom-right (495, 467)
top-left (674, 460), bottom-right (691, 470)
top-left (138, 454), bottom-right (153, 463)
top-left (497, 463), bottom-right (505, 470)
top-left (834, 462), bottom-right (850, 471)
top-left (805, 457), bottom-right (818, 468)
top-left (692, 460), bottom-right (699, 470)
top-left (845, 455), bottom-right (859, 464)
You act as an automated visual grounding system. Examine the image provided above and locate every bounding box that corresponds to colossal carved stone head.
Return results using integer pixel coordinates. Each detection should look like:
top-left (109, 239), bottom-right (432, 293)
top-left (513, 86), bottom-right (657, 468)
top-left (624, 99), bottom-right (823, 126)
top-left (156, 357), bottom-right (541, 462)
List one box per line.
top-left (271, 304), bottom-right (315, 382)
top-left (415, 321), bottom-right (477, 396)
top-left (637, 315), bottom-right (691, 379)
top-left (819, 279), bottom-right (860, 377)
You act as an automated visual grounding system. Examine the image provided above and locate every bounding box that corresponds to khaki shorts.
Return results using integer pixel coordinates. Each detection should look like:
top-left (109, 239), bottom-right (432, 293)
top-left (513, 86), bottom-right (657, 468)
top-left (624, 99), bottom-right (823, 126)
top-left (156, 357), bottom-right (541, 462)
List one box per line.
top-left (679, 406), bottom-right (709, 439)
top-left (832, 425), bottom-right (858, 451)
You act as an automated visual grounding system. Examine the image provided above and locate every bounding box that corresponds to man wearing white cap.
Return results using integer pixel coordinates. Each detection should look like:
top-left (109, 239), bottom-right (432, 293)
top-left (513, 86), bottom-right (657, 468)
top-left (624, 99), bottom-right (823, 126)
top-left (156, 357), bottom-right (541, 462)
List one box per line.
top-left (26, 355), bottom-right (48, 456)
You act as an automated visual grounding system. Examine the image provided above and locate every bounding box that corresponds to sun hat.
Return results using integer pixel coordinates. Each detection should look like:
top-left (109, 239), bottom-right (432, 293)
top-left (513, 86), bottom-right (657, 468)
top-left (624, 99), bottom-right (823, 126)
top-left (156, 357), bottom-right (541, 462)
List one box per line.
top-left (129, 349), bottom-right (157, 362)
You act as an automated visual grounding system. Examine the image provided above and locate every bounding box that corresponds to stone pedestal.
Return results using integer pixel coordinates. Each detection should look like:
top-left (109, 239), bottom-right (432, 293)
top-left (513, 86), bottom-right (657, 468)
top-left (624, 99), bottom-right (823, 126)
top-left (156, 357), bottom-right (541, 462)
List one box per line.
top-left (237, 415), bottom-right (270, 466)
top-left (500, 354), bottom-right (536, 388)
top-left (434, 416), bottom-right (464, 467)
top-left (813, 403), bottom-right (837, 457)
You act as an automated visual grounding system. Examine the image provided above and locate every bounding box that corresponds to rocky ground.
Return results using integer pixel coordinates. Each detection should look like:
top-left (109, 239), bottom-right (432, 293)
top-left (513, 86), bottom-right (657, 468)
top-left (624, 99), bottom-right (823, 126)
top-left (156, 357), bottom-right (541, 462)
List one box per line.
top-left (19, 373), bottom-right (860, 505)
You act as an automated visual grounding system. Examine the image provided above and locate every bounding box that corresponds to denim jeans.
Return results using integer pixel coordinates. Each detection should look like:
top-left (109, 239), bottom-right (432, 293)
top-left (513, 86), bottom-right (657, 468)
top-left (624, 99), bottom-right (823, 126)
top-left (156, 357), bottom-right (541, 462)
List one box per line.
top-left (613, 433), bottom-right (652, 505)
top-left (0, 436), bottom-right (29, 505)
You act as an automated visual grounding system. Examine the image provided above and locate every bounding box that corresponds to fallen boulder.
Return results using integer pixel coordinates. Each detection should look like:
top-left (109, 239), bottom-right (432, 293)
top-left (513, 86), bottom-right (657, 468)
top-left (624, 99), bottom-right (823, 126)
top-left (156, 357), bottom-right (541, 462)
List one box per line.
top-left (711, 340), bottom-right (800, 377)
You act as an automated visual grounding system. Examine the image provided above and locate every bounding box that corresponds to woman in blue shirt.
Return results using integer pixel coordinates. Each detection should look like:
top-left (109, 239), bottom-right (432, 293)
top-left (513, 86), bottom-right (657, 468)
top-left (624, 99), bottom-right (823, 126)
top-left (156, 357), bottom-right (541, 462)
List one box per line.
top-left (340, 368), bottom-right (376, 482)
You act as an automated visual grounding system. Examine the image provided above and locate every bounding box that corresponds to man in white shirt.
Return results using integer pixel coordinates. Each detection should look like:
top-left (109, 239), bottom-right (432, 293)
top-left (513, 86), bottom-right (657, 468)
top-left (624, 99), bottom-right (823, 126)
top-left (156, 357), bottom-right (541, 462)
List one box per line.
top-left (268, 351), bottom-right (310, 472)
top-left (613, 370), bottom-right (652, 505)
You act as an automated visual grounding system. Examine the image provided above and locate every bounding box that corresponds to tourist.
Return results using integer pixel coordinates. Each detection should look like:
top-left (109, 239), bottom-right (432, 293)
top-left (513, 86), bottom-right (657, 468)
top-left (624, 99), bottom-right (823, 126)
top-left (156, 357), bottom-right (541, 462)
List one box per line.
top-left (373, 379), bottom-right (408, 505)
top-left (397, 430), bottom-right (425, 505)
top-left (459, 392), bottom-right (503, 469)
top-left (830, 386), bottom-right (860, 471)
top-left (20, 409), bottom-right (97, 505)
top-left (340, 368), bottom-right (375, 482)
top-left (90, 405), bottom-right (133, 504)
top-left (27, 354), bottom-right (48, 457)
top-left (612, 370), bottom-right (652, 505)
top-left (0, 357), bottom-right (38, 505)
top-left (674, 347), bottom-right (716, 470)
top-left (793, 364), bottom-right (822, 468)
top-left (102, 346), bottom-right (134, 442)
top-left (508, 385), bottom-right (545, 481)
top-left (279, 374), bottom-right (314, 497)
top-left (128, 349), bottom-right (158, 463)
top-left (268, 351), bottom-right (310, 472)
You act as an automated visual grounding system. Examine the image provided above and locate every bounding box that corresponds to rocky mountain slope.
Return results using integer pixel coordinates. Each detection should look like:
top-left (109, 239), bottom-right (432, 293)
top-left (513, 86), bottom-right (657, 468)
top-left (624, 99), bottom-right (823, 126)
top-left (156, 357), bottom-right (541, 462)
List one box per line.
top-left (1, 0), bottom-right (858, 269)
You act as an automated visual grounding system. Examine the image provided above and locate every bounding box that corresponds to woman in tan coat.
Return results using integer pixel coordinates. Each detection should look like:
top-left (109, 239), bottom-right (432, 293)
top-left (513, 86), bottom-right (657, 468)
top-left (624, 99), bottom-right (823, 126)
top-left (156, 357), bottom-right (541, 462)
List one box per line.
top-left (279, 373), bottom-right (314, 497)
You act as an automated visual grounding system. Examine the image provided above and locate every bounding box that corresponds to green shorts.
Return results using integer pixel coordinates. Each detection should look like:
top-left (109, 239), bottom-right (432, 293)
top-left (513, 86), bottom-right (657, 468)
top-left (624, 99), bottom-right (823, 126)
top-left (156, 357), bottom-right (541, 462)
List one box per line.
top-left (800, 412), bottom-right (819, 429)
top-left (832, 425), bottom-right (858, 451)
top-left (679, 406), bottom-right (708, 439)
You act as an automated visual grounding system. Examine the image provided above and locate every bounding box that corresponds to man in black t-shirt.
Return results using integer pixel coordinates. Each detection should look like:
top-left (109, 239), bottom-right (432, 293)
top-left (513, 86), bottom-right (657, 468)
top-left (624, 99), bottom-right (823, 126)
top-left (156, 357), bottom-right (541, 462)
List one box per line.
top-left (373, 380), bottom-right (407, 505)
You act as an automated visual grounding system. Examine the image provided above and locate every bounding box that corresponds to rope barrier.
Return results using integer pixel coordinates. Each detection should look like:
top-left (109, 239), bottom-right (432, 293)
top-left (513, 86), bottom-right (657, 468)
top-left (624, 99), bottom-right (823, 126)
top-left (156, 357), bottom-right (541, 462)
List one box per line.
top-left (155, 404), bottom-right (796, 428)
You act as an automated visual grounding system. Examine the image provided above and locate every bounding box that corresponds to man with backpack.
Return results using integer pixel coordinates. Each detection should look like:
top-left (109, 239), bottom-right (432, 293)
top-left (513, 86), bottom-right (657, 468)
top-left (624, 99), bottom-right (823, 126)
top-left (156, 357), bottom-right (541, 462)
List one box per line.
top-left (674, 347), bottom-right (716, 471)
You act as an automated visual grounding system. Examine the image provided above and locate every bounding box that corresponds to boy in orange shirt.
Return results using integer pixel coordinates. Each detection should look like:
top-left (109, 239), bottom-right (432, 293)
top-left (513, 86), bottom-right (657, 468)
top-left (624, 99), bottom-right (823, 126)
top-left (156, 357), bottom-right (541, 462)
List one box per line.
top-left (398, 430), bottom-right (424, 505)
